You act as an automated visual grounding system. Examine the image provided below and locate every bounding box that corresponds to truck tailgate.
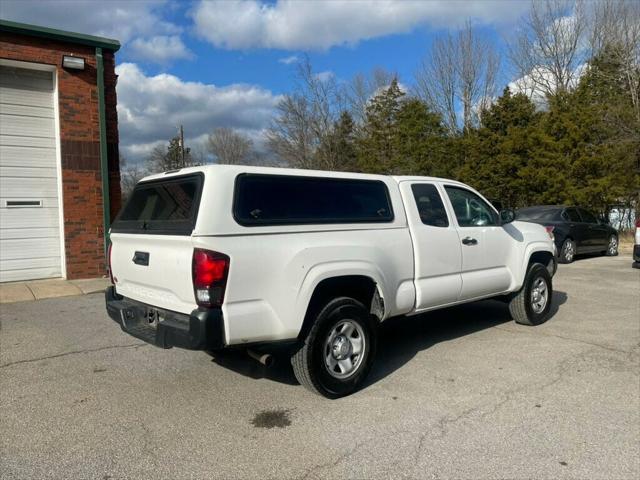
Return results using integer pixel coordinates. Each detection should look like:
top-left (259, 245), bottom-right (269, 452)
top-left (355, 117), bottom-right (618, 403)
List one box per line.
top-left (110, 233), bottom-right (196, 314)
top-left (108, 173), bottom-right (204, 314)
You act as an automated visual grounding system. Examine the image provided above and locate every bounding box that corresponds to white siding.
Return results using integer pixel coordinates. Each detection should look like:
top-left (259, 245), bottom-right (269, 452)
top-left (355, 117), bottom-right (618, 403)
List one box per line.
top-left (0, 66), bottom-right (62, 282)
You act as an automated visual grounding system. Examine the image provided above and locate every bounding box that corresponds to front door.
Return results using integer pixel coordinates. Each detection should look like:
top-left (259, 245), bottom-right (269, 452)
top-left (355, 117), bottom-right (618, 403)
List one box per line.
top-left (442, 184), bottom-right (513, 301)
top-left (578, 208), bottom-right (608, 250)
top-left (400, 182), bottom-right (462, 310)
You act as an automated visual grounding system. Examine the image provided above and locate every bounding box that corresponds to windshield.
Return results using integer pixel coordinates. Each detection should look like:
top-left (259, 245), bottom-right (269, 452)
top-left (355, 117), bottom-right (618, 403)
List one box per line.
top-left (111, 174), bottom-right (203, 235)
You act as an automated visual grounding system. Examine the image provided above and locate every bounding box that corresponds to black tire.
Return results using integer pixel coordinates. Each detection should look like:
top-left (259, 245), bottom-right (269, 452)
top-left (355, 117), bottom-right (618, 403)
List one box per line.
top-left (604, 235), bottom-right (618, 256)
top-left (509, 263), bottom-right (553, 326)
top-left (291, 297), bottom-right (377, 399)
top-left (558, 238), bottom-right (576, 264)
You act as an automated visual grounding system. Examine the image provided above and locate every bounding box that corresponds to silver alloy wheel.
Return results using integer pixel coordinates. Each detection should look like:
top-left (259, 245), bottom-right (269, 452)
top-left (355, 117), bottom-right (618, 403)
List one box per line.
top-left (563, 241), bottom-right (575, 262)
top-left (530, 277), bottom-right (549, 314)
top-left (608, 235), bottom-right (618, 255)
top-left (323, 319), bottom-right (366, 379)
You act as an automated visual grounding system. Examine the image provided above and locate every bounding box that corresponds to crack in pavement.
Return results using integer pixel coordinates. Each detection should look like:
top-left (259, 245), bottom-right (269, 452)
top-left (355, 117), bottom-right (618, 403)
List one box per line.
top-left (409, 346), bottom-right (624, 465)
top-left (493, 325), bottom-right (632, 354)
top-left (297, 429), bottom-right (413, 480)
top-left (297, 439), bottom-right (369, 480)
top-left (296, 346), bottom-right (623, 478)
top-left (0, 342), bottom-right (148, 369)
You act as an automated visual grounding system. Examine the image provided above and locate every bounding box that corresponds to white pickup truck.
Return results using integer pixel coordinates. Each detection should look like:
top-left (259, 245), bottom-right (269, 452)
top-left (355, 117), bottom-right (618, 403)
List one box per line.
top-left (106, 165), bottom-right (557, 398)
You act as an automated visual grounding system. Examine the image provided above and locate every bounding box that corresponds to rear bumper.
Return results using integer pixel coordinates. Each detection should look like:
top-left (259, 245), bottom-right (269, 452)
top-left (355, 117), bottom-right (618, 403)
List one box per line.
top-left (105, 286), bottom-right (225, 350)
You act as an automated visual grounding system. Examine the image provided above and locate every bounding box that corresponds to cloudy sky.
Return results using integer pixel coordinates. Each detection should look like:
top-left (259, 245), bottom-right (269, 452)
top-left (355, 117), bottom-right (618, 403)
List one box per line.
top-left (2, 0), bottom-right (531, 163)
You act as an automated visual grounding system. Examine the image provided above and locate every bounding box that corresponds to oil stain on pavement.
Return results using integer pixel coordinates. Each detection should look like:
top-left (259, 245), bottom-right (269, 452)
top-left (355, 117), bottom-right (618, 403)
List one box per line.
top-left (251, 409), bottom-right (292, 429)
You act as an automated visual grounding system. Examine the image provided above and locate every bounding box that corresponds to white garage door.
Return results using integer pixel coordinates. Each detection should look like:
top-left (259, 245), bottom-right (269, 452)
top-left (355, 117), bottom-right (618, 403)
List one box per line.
top-left (0, 65), bottom-right (62, 282)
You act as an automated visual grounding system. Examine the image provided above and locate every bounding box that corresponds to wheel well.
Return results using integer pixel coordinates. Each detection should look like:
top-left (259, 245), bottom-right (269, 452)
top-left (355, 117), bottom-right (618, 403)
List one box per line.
top-left (559, 235), bottom-right (573, 246)
top-left (298, 275), bottom-right (379, 340)
top-left (528, 251), bottom-right (555, 276)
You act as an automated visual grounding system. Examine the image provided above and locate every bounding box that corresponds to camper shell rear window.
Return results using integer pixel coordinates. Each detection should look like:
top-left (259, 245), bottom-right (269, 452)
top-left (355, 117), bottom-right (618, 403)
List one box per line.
top-left (111, 173), bottom-right (203, 235)
top-left (233, 173), bottom-right (394, 226)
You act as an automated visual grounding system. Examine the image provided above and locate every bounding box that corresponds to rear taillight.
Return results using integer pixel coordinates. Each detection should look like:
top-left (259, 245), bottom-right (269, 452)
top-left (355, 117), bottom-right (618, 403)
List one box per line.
top-left (192, 248), bottom-right (230, 308)
top-left (544, 226), bottom-right (555, 241)
top-left (107, 242), bottom-right (114, 284)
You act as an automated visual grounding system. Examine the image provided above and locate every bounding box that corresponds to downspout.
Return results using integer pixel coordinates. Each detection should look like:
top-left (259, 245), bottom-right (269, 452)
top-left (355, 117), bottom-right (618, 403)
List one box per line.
top-left (95, 47), bottom-right (110, 255)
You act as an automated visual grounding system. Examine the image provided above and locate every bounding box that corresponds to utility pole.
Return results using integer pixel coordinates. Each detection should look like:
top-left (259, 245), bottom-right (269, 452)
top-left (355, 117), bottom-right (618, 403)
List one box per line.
top-left (179, 124), bottom-right (185, 167)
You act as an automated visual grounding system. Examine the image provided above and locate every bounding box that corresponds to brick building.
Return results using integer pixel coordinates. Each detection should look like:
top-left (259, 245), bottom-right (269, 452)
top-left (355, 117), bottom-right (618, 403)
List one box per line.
top-left (0, 20), bottom-right (121, 282)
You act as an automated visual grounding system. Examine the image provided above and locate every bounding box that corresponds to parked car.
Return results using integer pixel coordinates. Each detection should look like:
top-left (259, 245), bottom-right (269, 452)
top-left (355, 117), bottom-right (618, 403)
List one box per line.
top-left (633, 218), bottom-right (640, 268)
top-left (106, 166), bottom-right (557, 398)
top-left (515, 205), bottom-right (618, 264)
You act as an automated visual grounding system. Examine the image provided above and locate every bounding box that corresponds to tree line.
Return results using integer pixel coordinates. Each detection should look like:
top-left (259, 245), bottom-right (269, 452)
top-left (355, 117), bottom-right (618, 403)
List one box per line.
top-left (121, 0), bottom-right (639, 223)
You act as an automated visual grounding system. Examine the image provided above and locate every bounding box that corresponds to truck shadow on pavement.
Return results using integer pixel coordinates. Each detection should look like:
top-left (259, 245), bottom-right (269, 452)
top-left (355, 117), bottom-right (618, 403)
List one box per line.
top-left (206, 291), bottom-right (567, 389)
top-left (366, 290), bottom-right (567, 388)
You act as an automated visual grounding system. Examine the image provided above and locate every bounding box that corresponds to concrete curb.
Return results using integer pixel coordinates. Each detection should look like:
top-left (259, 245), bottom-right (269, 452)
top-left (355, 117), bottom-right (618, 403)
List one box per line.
top-left (0, 277), bottom-right (110, 304)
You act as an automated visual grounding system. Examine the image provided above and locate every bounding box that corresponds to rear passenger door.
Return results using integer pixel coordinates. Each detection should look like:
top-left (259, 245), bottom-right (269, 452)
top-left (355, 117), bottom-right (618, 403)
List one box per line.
top-left (563, 207), bottom-right (588, 251)
top-left (442, 184), bottom-right (513, 301)
top-left (400, 182), bottom-right (462, 310)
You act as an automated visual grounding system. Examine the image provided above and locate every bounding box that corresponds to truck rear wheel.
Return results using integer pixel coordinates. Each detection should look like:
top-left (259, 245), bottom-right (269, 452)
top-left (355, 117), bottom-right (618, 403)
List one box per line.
top-left (509, 263), bottom-right (553, 326)
top-left (291, 297), bottom-right (377, 398)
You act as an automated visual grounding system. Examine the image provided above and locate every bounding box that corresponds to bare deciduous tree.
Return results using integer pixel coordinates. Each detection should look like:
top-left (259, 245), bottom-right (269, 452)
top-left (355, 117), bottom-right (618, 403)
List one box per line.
top-left (268, 56), bottom-right (404, 169)
top-left (345, 67), bottom-right (396, 124)
top-left (120, 164), bottom-right (149, 202)
top-left (508, 0), bottom-right (587, 100)
top-left (589, 0), bottom-right (640, 124)
top-left (207, 127), bottom-right (253, 165)
top-left (189, 143), bottom-right (209, 166)
top-left (146, 136), bottom-right (193, 173)
top-left (589, 0), bottom-right (640, 57)
top-left (415, 21), bottom-right (499, 133)
top-left (266, 94), bottom-right (317, 169)
top-left (266, 56), bottom-right (345, 169)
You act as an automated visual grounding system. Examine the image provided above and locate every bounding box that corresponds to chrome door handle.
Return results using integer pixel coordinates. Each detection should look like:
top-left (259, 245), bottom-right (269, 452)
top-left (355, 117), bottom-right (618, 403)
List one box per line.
top-left (462, 237), bottom-right (478, 245)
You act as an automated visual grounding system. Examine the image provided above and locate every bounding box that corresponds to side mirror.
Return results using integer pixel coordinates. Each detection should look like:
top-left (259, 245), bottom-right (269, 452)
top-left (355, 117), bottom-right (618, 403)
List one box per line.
top-left (500, 208), bottom-right (516, 225)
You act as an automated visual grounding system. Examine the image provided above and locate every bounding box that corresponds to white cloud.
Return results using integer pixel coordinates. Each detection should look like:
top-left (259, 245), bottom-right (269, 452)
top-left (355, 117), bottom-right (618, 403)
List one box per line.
top-left (129, 36), bottom-right (195, 64)
top-left (278, 55), bottom-right (299, 65)
top-left (314, 71), bottom-right (334, 83)
top-left (191, 0), bottom-right (530, 50)
top-left (509, 63), bottom-right (588, 106)
top-left (1, 0), bottom-right (194, 64)
top-left (0, 0), bottom-right (179, 44)
top-left (115, 63), bottom-right (281, 162)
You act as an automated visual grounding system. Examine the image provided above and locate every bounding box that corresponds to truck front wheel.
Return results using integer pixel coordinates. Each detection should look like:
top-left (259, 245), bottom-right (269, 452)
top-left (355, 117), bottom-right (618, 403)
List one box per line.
top-left (291, 297), bottom-right (377, 398)
top-left (509, 263), bottom-right (553, 326)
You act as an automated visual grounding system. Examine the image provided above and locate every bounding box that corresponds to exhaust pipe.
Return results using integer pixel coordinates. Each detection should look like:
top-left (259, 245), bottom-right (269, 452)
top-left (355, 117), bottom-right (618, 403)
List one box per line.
top-left (247, 349), bottom-right (275, 367)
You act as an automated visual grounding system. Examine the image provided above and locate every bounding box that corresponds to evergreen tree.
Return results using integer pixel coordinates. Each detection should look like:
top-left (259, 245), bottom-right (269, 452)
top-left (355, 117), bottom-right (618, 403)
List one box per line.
top-left (166, 136), bottom-right (192, 170)
top-left (542, 47), bottom-right (640, 214)
top-left (394, 99), bottom-right (450, 176)
top-left (330, 111), bottom-right (358, 172)
top-left (459, 88), bottom-right (546, 207)
top-left (314, 111), bottom-right (358, 171)
top-left (147, 135), bottom-right (192, 173)
top-left (357, 79), bottom-right (405, 173)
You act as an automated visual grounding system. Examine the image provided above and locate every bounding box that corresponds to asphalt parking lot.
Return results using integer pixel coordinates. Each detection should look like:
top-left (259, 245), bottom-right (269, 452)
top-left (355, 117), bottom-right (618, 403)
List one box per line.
top-left (1, 255), bottom-right (638, 479)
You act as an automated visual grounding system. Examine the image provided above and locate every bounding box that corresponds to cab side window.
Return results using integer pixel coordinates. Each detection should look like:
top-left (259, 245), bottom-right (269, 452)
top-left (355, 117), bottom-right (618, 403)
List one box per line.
top-left (444, 186), bottom-right (499, 227)
top-left (411, 184), bottom-right (449, 227)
